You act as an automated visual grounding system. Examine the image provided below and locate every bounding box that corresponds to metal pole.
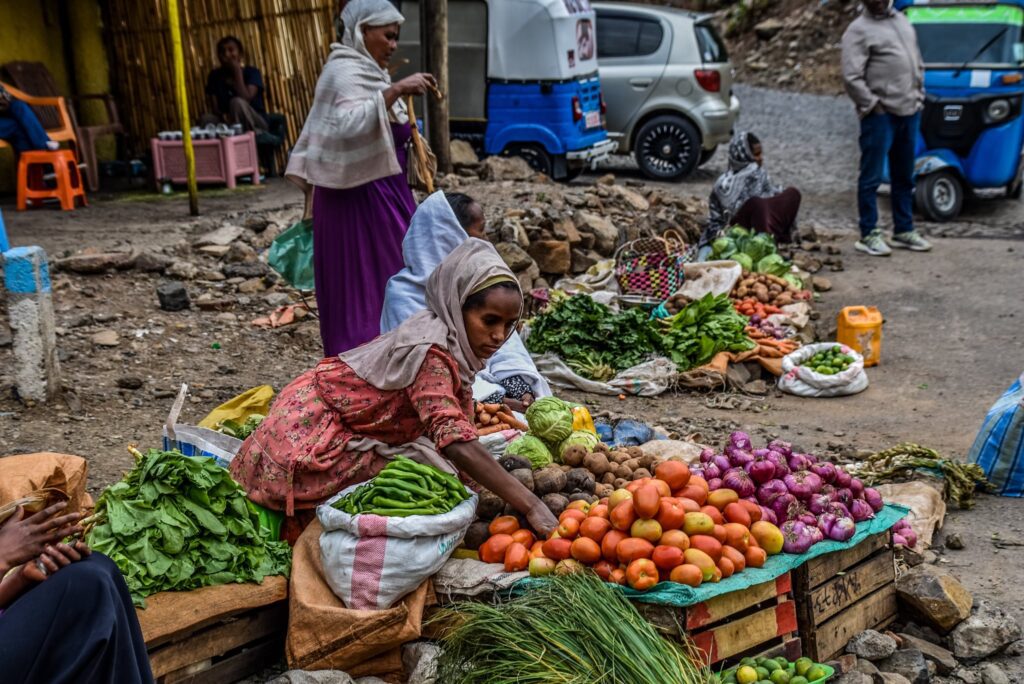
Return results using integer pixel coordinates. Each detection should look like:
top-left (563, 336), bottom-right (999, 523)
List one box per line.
top-left (166, 0), bottom-right (199, 216)
top-left (421, 0), bottom-right (451, 174)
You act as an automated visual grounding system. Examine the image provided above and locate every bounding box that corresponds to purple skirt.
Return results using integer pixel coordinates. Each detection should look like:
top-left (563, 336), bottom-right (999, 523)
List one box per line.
top-left (312, 122), bottom-right (416, 357)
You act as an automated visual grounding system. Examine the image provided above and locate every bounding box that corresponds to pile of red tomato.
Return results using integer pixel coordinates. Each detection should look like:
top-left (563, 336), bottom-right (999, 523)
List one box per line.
top-left (476, 461), bottom-right (785, 591)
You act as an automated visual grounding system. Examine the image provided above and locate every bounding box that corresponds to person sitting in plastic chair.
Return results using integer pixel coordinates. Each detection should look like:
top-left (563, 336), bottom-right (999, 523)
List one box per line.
top-left (0, 84), bottom-right (59, 154)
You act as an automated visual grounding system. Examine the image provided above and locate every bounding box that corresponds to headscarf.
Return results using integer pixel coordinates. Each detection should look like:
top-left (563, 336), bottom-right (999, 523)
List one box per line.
top-left (706, 130), bottom-right (781, 236)
top-left (342, 238), bottom-right (520, 391)
top-left (727, 131), bottom-right (758, 172)
top-left (340, 0), bottom-right (404, 79)
top-left (380, 193), bottom-right (553, 399)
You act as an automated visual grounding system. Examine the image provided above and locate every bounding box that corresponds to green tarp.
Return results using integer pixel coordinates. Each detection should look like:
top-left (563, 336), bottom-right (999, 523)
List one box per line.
top-left (515, 503), bottom-right (908, 608)
top-left (907, 5), bottom-right (1024, 25)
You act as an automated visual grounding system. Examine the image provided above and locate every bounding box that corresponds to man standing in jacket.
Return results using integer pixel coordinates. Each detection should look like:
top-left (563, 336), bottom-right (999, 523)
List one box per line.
top-left (842, 0), bottom-right (932, 255)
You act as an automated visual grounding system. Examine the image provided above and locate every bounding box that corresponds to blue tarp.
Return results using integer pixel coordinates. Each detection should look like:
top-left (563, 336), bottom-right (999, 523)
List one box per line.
top-left (515, 503), bottom-right (908, 608)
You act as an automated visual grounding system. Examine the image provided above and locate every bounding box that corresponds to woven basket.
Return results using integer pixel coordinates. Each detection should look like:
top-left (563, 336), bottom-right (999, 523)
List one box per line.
top-left (614, 230), bottom-right (690, 299)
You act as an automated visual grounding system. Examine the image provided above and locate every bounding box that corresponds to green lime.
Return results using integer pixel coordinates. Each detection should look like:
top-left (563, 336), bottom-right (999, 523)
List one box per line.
top-left (755, 667), bottom-right (770, 680)
top-left (794, 657), bottom-right (814, 677)
top-left (805, 665), bottom-right (827, 682)
top-left (769, 671), bottom-right (791, 684)
top-left (741, 658), bottom-right (758, 668)
top-left (759, 680), bottom-right (773, 684)
top-left (790, 677), bottom-right (808, 684)
top-left (737, 665), bottom-right (759, 684)
top-left (763, 659), bottom-right (782, 672)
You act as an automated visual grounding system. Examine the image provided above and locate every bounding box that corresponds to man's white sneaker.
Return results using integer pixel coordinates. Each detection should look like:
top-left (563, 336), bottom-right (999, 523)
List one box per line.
top-left (855, 230), bottom-right (892, 256)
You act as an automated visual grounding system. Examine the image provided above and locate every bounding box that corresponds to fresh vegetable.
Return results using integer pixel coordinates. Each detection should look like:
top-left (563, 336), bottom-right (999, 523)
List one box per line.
top-left (216, 414), bottom-right (265, 440)
top-left (524, 397), bottom-right (575, 444)
top-left (433, 572), bottom-right (711, 684)
top-left (474, 401), bottom-right (528, 433)
top-left (799, 345), bottom-right (855, 375)
top-left (658, 293), bottom-right (756, 371)
top-left (85, 448), bottom-right (291, 606)
top-left (712, 227), bottom-right (801, 280)
top-left (558, 430), bottom-right (600, 460)
top-left (731, 271), bottom-right (811, 307)
top-left (504, 434), bottom-right (554, 470)
top-left (332, 456), bottom-right (471, 517)
top-left (525, 295), bottom-right (662, 379)
top-left (852, 443), bottom-right (993, 509)
top-left (892, 517), bottom-right (918, 548)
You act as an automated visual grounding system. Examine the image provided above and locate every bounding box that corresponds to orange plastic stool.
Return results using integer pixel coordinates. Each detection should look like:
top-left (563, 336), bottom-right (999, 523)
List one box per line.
top-left (16, 149), bottom-right (88, 211)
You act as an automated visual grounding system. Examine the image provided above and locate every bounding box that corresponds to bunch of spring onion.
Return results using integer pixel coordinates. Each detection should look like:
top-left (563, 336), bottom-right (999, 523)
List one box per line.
top-left (852, 443), bottom-right (992, 510)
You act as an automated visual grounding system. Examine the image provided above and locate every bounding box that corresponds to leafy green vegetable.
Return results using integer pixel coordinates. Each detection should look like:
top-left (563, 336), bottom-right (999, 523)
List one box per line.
top-left (710, 227), bottom-right (796, 278)
top-left (217, 414), bottom-right (265, 440)
top-left (505, 434), bottom-right (555, 469)
top-left (658, 293), bottom-right (756, 371)
top-left (525, 397), bottom-right (575, 444)
top-left (558, 430), bottom-right (600, 460)
top-left (525, 295), bottom-right (661, 378)
top-left (756, 253), bottom-right (790, 277)
top-left (86, 449), bottom-right (292, 607)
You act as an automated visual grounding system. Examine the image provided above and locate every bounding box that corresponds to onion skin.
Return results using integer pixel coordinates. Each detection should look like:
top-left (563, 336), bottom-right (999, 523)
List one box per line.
top-left (759, 506), bottom-right (778, 525)
top-left (810, 462), bottom-right (837, 484)
top-left (834, 488), bottom-right (854, 508)
top-left (835, 469), bottom-right (852, 488)
top-left (788, 453), bottom-right (813, 472)
top-left (700, 448), bottom-right (716, 465)
top-left (893, 533), bottom-right (907, 546)
top-left (902, 528), bottom-right (918, 548)
top-left (864, 488), bottom-right (884, 512)
top-left (809, 525), bottom-right (824, 543)
top-left (707, 477), bottom-right (723, 491)
top-left (784, 471), bottom-right (822, 500)
top-left (757, 480), bottom-right (788, 506)
top-left (818, 513), bottom-right (837, 535)
top-left (725, 445), bottom-right (754, 468)
top-left (730, 431), bottom-right (752, 451)
top-left (771, 493), bottom-right (797, 522)
top-left (746, 458), bottom-right (777, 485)
top-left (808, 493), bottom-right (832, 516)
top-left (781, 520), bottom-right (816, 554)
top-left (828, 517), bottom-right (856, 542)
top-left (850, 499), bottom-right (875, 522)
top-left (713, 455), bottom-right (732, 473)
top-left (772, 460), bottom-right (791, 479)
top-left (768, 440), bottom-right (793, 457)
top-left (722, 468), bottom-right (756, 498)
top-left (703, 464), bottom-right (722, 481)
top-left (850, 477), bottom-right (865, 497)
top-left (827, 502), bottom-right (851, 519)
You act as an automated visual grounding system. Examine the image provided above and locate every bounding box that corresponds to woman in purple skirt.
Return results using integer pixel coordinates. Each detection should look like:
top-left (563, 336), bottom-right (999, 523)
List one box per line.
top-left (286, 0), bottom-right (437, 356)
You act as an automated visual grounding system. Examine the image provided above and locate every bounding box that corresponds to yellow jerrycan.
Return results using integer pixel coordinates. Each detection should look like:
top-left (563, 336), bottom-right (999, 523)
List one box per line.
top-left (837, 306), bottom-right (883, 367)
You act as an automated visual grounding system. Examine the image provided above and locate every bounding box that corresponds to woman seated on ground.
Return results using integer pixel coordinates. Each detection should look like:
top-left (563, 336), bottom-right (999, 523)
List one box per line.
top-left (231, 239), bottom-right (560, 544)
top-left (705, 131), bottom-right (802, 246)
top-left (0, 502), bottom-right (152, 683)
top-left (381, 191), bottom-right (551, 409)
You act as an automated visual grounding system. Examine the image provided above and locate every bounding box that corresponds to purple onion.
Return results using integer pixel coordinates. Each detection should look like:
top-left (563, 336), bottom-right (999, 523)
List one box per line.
top-left (784, 471), bottom-right (823, 500)
top-left (808, 493), bottom-right (832, 516)
top-left (893, 533), bottom-right (908, 546)
top-left (820, 484), bottom-right (836, 499)
top-left (798, 512), bottom-right (818, 527)
top-left (713, 454), bottom-right (732, 473)
top-left (757, 480), bottom-right (789, 506)
top-left (751, 314), bottom-right (763, 324)
top-left (902, 528), bottom-right (918, 548)
top-left (746, 458), bottom-right (777, 485)
top-left (850, 478), bottom-right (865, 497)
top-left (707, 478), bottom-right (723, 491)
top-left (771, 493), bottom-right (798, 522)
top-left (690, 465), bottom-right (705, 479)
top-left (726, 445), bottom-right (755, 468)
top-left (759, 506), bottom-right (778, 525)
top-left (828, 517), bottom-right (856, 542)
top-left (818, 513), bottom-right (837, 535)
top-left (730, 431), bottom-right (752, 450)
top-left (834, 487), bottom-right (854, 508)
top-left (768, 440), bottom-right (793, 457)
top-left (827, 501), bottom-right (851, 519)
top-left (893, 518), bottom-right (911, 533)
top-left (700, 448), bottom-right (716, 465)
top-left (809, 525), bottom-right (825, 543)
top-left (788, 453), bottom-right (813, 472)
top-left (864, 487), bottom-right (884, 512)
top-left (835, 469), bottom-right (852, 488)
top-left (781, 520), bottom-right (816, 554)
top-left (850, 499), bottom-right (875, 522)
top-left (773, 460), bottom-right (791, 479)
top-left (722, 467), bottom-right (756, 498)
top-left (753, 448), bottom-right (772, 459)
top-left (810, 462), bottom-right (837, 484)
top-left (703, 464), bottom-right (722, 481)
top-left (805, 453), bottom-right (819, 465)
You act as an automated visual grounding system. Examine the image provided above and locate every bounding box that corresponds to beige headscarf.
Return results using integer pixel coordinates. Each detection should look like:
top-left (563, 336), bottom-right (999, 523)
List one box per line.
top-left (340, 238), bottom-right (520, 391)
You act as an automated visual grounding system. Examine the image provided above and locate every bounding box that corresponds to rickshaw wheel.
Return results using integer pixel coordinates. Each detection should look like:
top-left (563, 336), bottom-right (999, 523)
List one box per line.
top-left (916, 170), bottom-right (963, 222)
top-left (505, 144), bottom-right (553, 178)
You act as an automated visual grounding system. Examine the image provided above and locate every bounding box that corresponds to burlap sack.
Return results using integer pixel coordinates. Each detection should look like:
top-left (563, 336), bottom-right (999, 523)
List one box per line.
top-left (0, 452), bottom-right (94, 513)
top-left (875, 480), bottom-right (946, 549)
top-left (286, 519), bottom-right (432, 673)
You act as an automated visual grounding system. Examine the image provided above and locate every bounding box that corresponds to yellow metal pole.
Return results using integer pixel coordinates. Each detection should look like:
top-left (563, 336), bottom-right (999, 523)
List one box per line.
top-left (166, 0), bottom-right (198, 215)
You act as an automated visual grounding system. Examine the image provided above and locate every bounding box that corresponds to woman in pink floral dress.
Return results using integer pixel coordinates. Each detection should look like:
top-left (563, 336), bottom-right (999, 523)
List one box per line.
top-left (230, 239), bottom-right (559, 543)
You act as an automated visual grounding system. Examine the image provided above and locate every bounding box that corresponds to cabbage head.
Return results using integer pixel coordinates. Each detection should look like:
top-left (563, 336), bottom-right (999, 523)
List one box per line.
top-left (505, 434), bottom-right (553, 469)
top-left (558, 430), bottom-right (600, 459)
top-left (732, 253), bottom-right (753, 272)
top-left (756, 253), bottom-right (791, 277)
top-left (525, 397), bottom-right (574, 443)
top-left (711, 237), bottom-right (736, 259)
top-left (743, 233), bottom-right (777, 262)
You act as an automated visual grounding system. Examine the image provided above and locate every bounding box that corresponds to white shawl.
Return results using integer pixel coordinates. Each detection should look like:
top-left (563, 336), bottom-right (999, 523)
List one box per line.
top-left (285, 0), bottom-right (408, 190)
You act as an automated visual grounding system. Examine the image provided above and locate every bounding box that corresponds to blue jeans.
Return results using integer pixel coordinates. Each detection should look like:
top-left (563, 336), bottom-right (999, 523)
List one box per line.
top-left (0, 98), bottom-right (52, 152)
top-left (858, 111), bottom-right (920, 237)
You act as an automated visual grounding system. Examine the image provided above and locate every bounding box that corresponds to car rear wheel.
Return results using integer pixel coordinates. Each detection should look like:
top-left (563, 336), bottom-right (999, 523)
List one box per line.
top-left (634, 115), bottom-right (701, 181)
top-left (915, 171), bottom-right (963, 222)
top-left (505, 144), bottom-right (553, 178)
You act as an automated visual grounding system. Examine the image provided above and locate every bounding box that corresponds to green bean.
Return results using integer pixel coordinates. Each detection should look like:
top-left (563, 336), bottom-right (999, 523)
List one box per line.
top-left (372, 495), bottom-right (440, 509)
top-left (363, 507), bottom-right (434, 517)
top-left (371, 477), bottom-right (434, 498)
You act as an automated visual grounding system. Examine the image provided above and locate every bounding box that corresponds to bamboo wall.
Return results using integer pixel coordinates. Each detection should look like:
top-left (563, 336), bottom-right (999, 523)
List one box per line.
top-left (103, 0), bottom-right (337, 156)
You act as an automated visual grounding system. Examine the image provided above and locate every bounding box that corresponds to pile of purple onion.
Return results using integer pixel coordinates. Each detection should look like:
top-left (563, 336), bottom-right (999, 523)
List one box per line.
top-left (692, 431), bottom-right (887, 554)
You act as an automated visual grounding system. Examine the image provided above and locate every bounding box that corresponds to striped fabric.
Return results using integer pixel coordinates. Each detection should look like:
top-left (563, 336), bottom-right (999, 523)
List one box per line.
top-left (285, 44), bottom-right (408, 191)
top-left (968, 373), bottom-right (1024, 497)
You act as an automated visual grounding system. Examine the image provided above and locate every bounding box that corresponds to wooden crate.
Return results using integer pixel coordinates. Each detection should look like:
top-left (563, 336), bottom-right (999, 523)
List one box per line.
top-left (136, 577), bottom-right (288, 683)
top-left (794, 531), bottom-right (897, 662)
top-left (638, 573), bottom-right (800, 665)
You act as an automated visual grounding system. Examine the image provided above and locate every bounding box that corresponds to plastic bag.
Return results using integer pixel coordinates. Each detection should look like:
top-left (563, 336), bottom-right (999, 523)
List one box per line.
top-left (268, 218), bottom-right (314, 291)
top-left (318, 484), bottom-right (478, 610)
top-left (967, 372), bottom-right (1024, 496)
top-left (199, 384), bottom-right (275, 430)
top-left (777, 342), bottom-right (868, 398)
top-left (677, 260), bottom-right (743, 299)
top-left (532, 353), bottom-right (677, 397)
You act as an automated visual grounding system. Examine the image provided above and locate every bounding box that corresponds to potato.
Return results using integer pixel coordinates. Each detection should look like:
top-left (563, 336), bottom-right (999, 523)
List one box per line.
top-left (568, 492), bottom-right (597, 504)
top-left (582, 452), bottom-right (611, 477)
top-left (625, 447), bottom-right (644, 460)
top-left (594, 483), bottom-right (614, 499)
top-left (736, 286), bottom-right (749, 298)
top-left (500, 455), bottom-right (531, 472)
top-left (561, 445), bottom-right (587, 468)
top-left (566, 468), bottom-right (596, 494)
top-left (631, 468), bottom-right (653, 480)
top-left (463, 521), bottom-right (491, 551)
top-left (622, 458), bottom-right (640, 472)
top-left (560, 464), bottom-right (572, 473)
top-left (601, 471), bottom-right (616, 485)
top-left (637, 453), bottom-right (656, 471)
top-left (592, 442), bottom-right (611, 454)
top-left (477, 489), bottom-right (505, 520)
top-left (611, 450), bottom-right (630, 464)
top-left (510, 468), bottom-right (535, 492)
top-left (534, 467), bottom-right (568, 496)
top-left (614, 478), bottom-right (628, 489)
top-left (615, 463), bottom-right (633, 479)
top-left (541, 493), bottom-right (569, 517)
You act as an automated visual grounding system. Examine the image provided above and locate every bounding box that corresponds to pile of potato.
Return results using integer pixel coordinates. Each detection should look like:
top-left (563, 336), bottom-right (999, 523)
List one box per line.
top-left (731, 271), bottom-right (810, 308)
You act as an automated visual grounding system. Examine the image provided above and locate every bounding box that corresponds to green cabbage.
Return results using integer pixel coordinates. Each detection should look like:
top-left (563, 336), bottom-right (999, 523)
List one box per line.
top-left (743, 233), bottom-right (777, 262)
top-left (525, 397), bottom-right (574, 444)
top-left (732, 253), bottom-right (753, 272)
top-left (756, 253), bottom-right (791, 277)
top-left (558, 430), bottom-right (600, 459)
top-left (505, 434), bottom-right (553, 469)
top-left (711, 237), bottom-right (736, 259)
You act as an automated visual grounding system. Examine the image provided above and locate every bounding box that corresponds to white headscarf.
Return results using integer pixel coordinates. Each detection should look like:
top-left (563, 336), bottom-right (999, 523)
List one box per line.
top-left (341, 0), bottom-right (404, 76)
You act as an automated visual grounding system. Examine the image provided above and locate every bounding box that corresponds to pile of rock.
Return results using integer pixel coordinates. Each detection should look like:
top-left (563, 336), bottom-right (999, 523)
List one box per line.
top-left (832, 565), bottom-right (1022, 684)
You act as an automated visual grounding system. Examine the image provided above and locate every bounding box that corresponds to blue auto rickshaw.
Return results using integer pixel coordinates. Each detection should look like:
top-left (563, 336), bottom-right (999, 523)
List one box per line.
top-left (896, 0), bottom-right (1024, 221)
top-left (397, 0), bottom-right (617, 180)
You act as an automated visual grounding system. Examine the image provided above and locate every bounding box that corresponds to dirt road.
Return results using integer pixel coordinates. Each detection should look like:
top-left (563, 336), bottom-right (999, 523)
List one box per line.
top-left (1, 85), bottom-right (1021, 672)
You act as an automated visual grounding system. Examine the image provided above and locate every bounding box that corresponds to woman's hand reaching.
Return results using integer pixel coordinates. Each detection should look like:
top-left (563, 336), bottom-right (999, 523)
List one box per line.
top-left (526, 502), bottom-right (559, 538)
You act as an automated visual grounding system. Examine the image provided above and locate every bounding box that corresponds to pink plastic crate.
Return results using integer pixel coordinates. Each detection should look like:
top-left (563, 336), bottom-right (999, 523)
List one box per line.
top-left (151, 132), bottom-right (260, 190)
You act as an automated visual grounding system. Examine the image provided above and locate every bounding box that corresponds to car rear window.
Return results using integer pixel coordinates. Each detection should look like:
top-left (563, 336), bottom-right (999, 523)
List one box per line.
top-left (695, 22), bottom-right (729, 63)
top-left (596, 13), bottom-right (665, 58)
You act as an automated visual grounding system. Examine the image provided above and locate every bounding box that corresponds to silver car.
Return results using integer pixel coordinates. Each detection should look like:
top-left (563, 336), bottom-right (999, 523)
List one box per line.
top-left (594, 2), bottom-right (741, 181)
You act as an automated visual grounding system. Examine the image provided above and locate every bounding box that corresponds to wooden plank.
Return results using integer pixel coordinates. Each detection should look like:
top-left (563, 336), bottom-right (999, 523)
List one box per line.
top-left (148, 603), bottom-right (286, 678)
top-left (808, 552), bottom-right (895, 625)
top-left (686, 573), bottom-right (792, 630)
top-left (808, 584), bottom-right (898, 662)
top-left (693, 600), bottom-right (798, 663)
top-left (162, 635), bottom-right (283, 684)
top-left (802, 533), bottom-right (889, 589)
top-left (137, 576), bottom-right (288, 647)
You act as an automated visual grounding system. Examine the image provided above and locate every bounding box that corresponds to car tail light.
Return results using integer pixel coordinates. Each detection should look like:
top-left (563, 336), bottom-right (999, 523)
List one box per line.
top-left (695, 69), bottom-right (721, 93)
top-left (572, 96), bottom-right (583, 123)
top-left (600, 92), bottom-right (607, 114)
